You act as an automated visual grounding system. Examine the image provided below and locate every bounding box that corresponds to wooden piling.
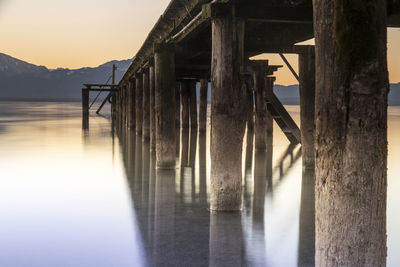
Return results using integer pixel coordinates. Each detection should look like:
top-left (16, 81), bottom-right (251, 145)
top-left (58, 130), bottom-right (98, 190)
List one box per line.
top-left (135, 72), bottom-right (143, 135)
top-left (129, 78), bottom-right (136, 130)
top-left (149, 61), bottom-right (156, 150)
top-left (245, 77), bottom-right (254, 131)
top-left (154, 43), bottom-right (176, 169)
top-left (314, 0), bottom-right (388, 265)
top-left (175, 82), bottom-right (181, 129)
top-left (180, 81), bottom-right (190, 129)
top-left (209, 3), bottom-right (246, 211)
top-left (82, 88), bottom-right (89, 130)
top-left (252, 61), bottom-right (270, 151)
top-left (199, 79), bottom-right (208, 133)
top-left (298, 46), bottom-right (315, 170)
top-left (189, 81), bottom-right (198, 129)
top-left (142, 69), bottom-right (150, 140)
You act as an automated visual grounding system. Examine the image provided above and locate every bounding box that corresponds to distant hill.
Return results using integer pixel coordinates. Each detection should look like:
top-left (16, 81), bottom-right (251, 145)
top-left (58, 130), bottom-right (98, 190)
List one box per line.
top-left (274, 83), bottom-right (400, 106)
top-left (1, 53), bottom-right (399, 105)
top-left (0, 53), bottom-right (132, 101)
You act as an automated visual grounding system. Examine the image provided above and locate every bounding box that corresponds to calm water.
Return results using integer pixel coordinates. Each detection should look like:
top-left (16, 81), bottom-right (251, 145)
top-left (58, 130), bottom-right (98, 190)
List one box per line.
top-left (0, 101), bottom-right (399, 267)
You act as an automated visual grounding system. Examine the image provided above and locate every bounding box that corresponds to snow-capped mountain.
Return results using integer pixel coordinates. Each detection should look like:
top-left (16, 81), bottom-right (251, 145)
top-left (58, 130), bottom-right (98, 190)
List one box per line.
top-left (0, 53), bottom-right (132, 100)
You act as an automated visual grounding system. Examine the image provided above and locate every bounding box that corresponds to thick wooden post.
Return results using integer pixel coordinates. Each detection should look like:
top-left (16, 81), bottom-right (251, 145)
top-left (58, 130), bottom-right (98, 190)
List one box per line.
top-left (129, 78), bottom-right (136, 130)
top-left (253, 61), bottom-right (270, 151)
top-left (199, 79), bottom-right (208, 133)
top-left (82, 88), bottom-right (89, 130)
top-left (149, 60), bottom-right (156, 150)
top-left (175, 82), bottom-right (181, 129)
top-left (125, 84), bottom-right (129, 127)
top-left (111, 91), bottom-right (116, 122)
top-left (209, 3), bottom-right (246, 211)
top-left (314, 0), bottom-right (388, 265)
top-left (299, 46), bottom-right (316, 170)
top-left (189, 81), bottom-right (198, 129)
top-left (245, 77), bottom-right (254, 131)
top-left (154, 43), bottom-right (176, 169)
top-left (135, 72), bottom-right (143, 135)
top-left (142, 69), bottom-right (150, 140)
top-left (122, 84), bottom-right (127, 127)
top-left (180, 81), bottom-right (190, 129)
top-left (265, 77), bottom-right (274, 136)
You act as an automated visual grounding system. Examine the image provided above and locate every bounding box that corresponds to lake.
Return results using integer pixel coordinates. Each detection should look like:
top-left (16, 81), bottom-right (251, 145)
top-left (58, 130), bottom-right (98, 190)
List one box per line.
top-left (0, 101), bottom-right (399, 267)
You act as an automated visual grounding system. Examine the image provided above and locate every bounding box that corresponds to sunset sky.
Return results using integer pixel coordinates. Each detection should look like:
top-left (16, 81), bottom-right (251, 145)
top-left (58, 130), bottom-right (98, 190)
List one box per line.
top-left (0, 0), bottom-right (399, 85)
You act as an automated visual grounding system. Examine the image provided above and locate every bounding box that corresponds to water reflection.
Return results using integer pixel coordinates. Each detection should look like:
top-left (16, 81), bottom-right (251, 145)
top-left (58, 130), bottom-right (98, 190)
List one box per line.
top-left (3, 102), bottom-right (400, 267)
top-left (115, 118), bottom-right (309, 266)
top-left (209, 211), bottom-right (245, 267)
top-left (298, 169), bottom-right (315, 267)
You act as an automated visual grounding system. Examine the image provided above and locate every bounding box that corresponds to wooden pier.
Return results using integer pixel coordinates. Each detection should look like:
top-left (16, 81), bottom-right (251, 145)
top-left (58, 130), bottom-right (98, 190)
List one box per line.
top-left (82, 0), bottom-right (400, 265)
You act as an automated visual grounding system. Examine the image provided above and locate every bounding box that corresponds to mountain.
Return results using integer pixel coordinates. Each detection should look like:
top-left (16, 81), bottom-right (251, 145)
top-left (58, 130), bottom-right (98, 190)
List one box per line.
top-left (0, 53), bottom-right (132, 101)
top-left (1, 53), bottom-right (399, 105)
top-left (274, 83), bottom-right (400, 106)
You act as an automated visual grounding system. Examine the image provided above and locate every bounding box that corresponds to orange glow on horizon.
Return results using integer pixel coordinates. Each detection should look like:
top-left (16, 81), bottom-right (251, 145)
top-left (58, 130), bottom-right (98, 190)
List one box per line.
top-left (0, 1), bottom-right (399, 85)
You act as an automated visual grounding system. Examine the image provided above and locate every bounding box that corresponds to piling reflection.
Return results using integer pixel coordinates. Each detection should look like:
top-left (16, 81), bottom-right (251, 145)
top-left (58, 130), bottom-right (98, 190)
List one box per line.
top-left (153, 169), bottom-right (176, 266)
top-left (209, 211), bottom-right (245, 267)
top-left (115, 122), bottom-right (312, 266)
top-left (298, 169), bottom-right (315, 267)
top-left (198, 133), bottom-right (207, 204)
top-left (82, 114), bottom-right (89, 130)
top-left (244, 128), bottom-right (254, 212)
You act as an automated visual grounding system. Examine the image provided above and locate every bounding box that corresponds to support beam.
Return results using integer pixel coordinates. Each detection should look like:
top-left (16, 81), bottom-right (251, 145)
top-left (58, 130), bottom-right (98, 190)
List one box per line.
top-left (189, 81), bottom-right (198, 129)
top-left (210, 4), bottom-right (246, 211)
top-left (298, 46), bottom-right (315, 170)
top-left (135, 73), bottom-right (143, 135)
top-left (199, 79), bottom-right (208, 133)
top-left (279, 53), bottom-right (299, 82)
top-left (154, 43), bottom-right (176, 169)
top-left (143, 69), bottom-right (150, 140)
top-left (180, 81), bottom-right (190, 129)
top-left (149, 61), bottom-right (156, 150)
top-left (314, 0), bottom-right (388, 265)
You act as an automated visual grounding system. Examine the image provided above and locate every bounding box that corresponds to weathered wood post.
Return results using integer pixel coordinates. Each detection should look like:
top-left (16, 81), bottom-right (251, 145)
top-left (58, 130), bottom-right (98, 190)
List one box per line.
top-left (175, 82), bottom-right (181, 157)
top-left (180, 81), bottom-right (190, 129)
top-left (111, 89), bottom-right (117, 122)
top-left (154, 43), bottom-right (176, 169)
top-left (189, 81), bottom-right (198, 129)
top-left (125, 84), bottom-right (129, 127)
top-left (122, 84), bottom-right (127, 127)
top-left (199, 79), bottom-right (208, 133)
top-left (149, 59), bottom-right (156, 150)
top-left (265, 77), bottom-right (274, 137)
top-left (180, 128), bottom-right (189, 167)
top-left (298, 46), bottom-right (315, 170)
top-left (135, 72), bottom-right (143, 135)
top-left (142, 69), bottom-right (150, 140)
top-left (252, 61), bottom-right (271, 151)
top-left (175, 82), bottom-right (181, 129)
top-left (129, 77), bottom-right (136, 130)
top-left (206, 2), bottom-right (246, 211)
top-left (245, 76), bottom-right (254, 131)
top-left (82, 88), bottom-right (89, 130)
top-left (313, 0), bottom-right (388, 265)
